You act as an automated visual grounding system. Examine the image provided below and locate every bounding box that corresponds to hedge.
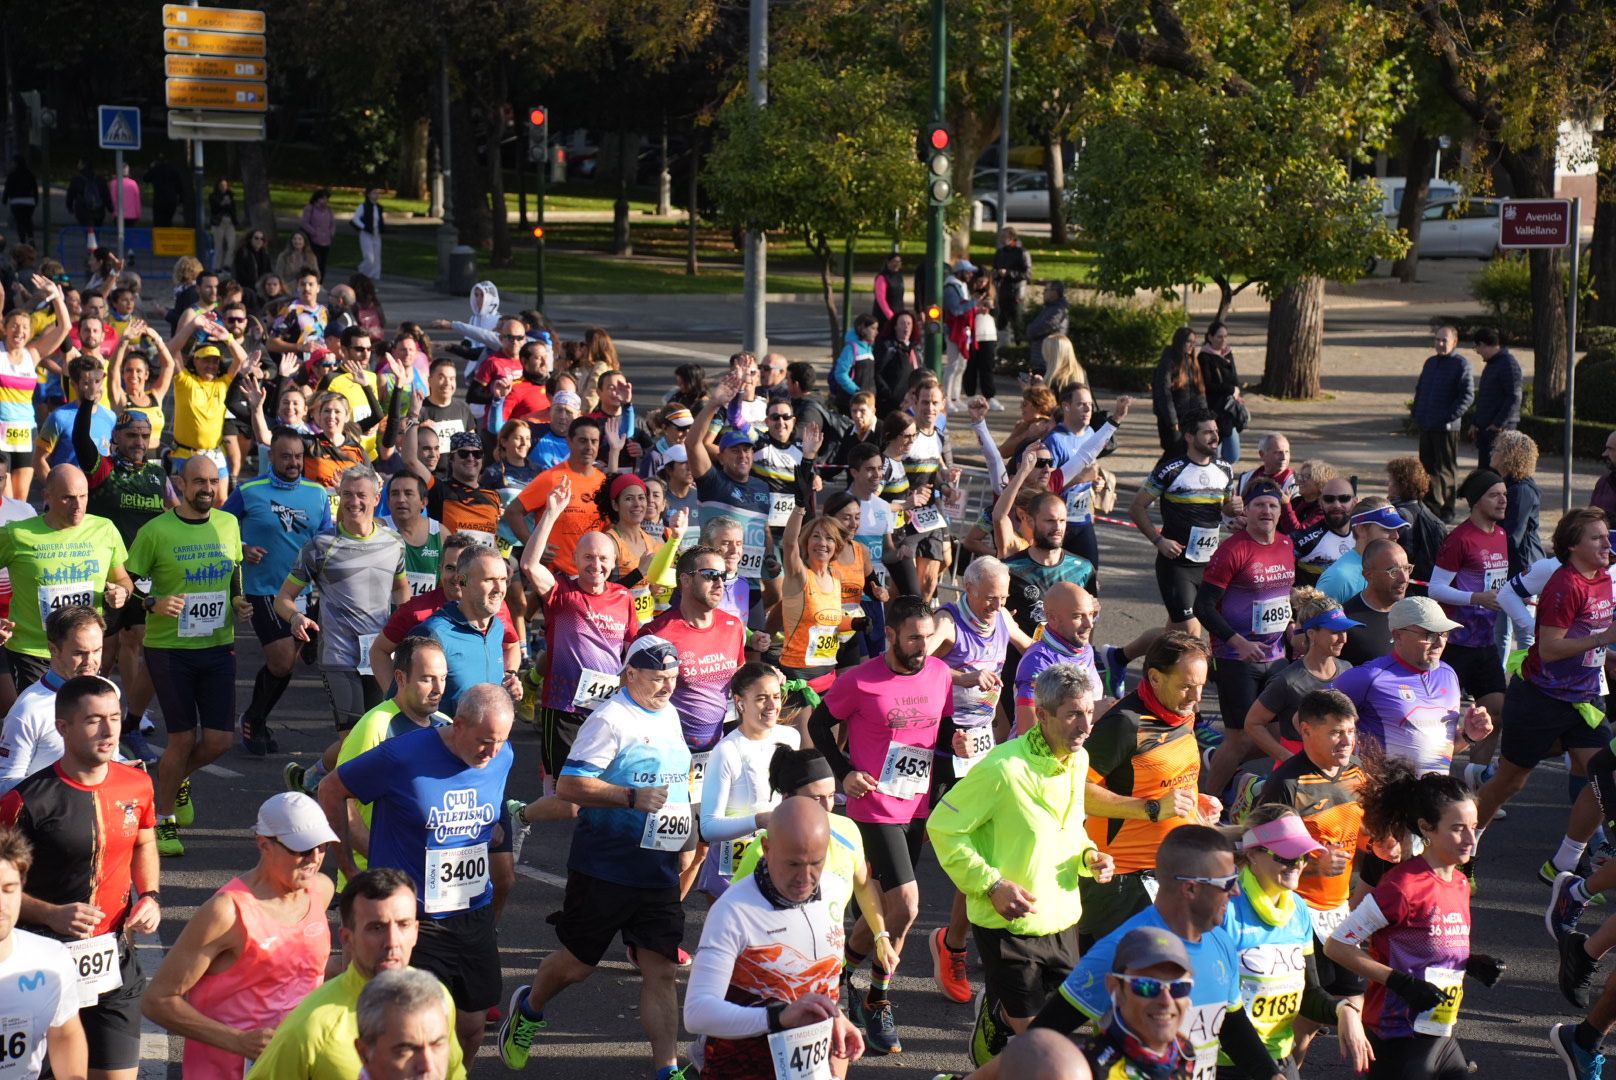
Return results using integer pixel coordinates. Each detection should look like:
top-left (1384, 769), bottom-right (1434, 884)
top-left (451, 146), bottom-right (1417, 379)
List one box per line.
top-left (1468, 252), bottom-right (1597, 346)
top-left (995, 291), bottom-right (1185, 393)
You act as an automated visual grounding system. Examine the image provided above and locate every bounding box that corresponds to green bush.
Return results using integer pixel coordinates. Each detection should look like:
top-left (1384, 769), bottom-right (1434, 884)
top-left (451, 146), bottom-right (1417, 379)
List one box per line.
top-left (1067, 295), bottom-right (1185, 392)
top-left (1469, 253), bottom-right (1596, 346)
top-left (1580, 325), bottom-right (1616, 350)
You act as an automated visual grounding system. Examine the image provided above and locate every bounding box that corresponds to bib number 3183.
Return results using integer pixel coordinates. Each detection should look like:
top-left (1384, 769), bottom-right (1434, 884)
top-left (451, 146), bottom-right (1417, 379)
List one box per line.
top-left (768, 1018), bottom-right (834, 1080)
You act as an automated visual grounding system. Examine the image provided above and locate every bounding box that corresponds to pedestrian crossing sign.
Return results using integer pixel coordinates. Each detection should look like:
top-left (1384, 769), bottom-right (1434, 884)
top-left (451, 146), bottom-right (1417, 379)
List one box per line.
top-left (98, 105), bottom-right (142, 151)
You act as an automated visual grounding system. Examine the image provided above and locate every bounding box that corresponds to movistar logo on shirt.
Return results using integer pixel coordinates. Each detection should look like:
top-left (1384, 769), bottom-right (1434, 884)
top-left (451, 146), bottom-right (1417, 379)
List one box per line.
top-left (426, 789), bottom-right (496, 843)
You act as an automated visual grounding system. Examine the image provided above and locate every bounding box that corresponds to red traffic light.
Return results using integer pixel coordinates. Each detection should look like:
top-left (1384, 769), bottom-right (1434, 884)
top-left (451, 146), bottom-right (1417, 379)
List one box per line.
top-left (528, 107), bottom-right (546, 127)
top-left (929, 127), bottom-right (949, 151)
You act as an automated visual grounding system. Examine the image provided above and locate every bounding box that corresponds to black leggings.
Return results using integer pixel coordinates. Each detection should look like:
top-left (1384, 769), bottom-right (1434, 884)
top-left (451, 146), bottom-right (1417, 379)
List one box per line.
top-left (883, 552), bottom-right (921, 599)
top-left (1366, 1033), bottom-right (1469, 1080)
top-left (963, 341), bottom-right (998, 400)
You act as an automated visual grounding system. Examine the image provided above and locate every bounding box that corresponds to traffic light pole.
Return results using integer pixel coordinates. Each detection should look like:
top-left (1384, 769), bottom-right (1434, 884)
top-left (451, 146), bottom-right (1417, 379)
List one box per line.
top-left (925, 0), bottom-right (947, 376)
top-left (535, 125), bottom-right (547, 309)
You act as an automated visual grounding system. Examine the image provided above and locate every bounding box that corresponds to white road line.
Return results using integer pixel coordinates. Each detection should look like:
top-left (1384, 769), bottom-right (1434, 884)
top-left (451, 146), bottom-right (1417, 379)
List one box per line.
top-left (612, 337), bottom-right (734, 363)
top-left (135, 931), bottom-right (172, 1079)
top-left (200, 763), bottom-right (243, 778)
top-left (515, 864), bottom-right (570, 890)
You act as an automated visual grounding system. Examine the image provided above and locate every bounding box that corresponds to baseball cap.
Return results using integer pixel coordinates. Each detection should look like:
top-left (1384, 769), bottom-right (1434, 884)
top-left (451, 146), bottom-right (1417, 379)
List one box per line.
top-left (551, 390), bottom-right (582, 411)
top-left (660, 444), bottom-right (689, 466)
top-left (718, 429), bottom-right (755, 451)
top-left (663, 405), bottom-right (694, 429)
top-left (1112, 927), bottom-right (1192, 975)
top-left (194, 345), bottom-right (223, 360)
top-left (255, 792), bottom-right (338, 851)
top-left (624, 635), bottom-right (680, 672)
top-left (953, 258), bottom-right (978, 273)
top-left (450, 431), bottom-right (483, 453)
top-left (1387, 596), bottom-right (1463, 634)
top-left (1350, 505), bottom-right (1411, 533)
top-left (1241, 815), bottom-right (1327, 861)
top-left (1301, 608), bottom-right (1363, 632)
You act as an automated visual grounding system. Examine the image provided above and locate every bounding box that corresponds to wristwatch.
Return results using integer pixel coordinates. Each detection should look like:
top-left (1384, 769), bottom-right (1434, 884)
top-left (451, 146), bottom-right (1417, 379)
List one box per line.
top-left (1145, 798), bottom-right (1161, 823)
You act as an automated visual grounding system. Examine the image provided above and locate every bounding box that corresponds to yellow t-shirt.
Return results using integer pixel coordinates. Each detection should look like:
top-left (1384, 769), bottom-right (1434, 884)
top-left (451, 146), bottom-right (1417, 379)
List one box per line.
top-left (172, 366), bottom-right (235, 452)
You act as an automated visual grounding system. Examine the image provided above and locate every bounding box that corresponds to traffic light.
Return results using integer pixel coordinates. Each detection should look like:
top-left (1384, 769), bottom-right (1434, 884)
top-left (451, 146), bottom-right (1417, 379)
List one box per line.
top-left (923, 302), bottom-right (943, 335)
top-left (921, 122), bottom-right (953, 206)
top-left (527, 106), bottom-right (548, 163)
top-left (532, 226), bottom-right (544, 240)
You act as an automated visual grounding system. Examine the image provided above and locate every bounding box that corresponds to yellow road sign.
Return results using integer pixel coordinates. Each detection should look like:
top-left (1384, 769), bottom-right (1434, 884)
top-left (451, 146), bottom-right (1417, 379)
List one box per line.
top-left (161, 5), bottom-right (266, 34)
top-left (165, 78), bottom-right (268, 112)
top-left (152, 227), bottom-right (197, 257)
top-left (164, 55), bottom-right (266, 81)
top-left (163, 28), bottom-right (267, 58)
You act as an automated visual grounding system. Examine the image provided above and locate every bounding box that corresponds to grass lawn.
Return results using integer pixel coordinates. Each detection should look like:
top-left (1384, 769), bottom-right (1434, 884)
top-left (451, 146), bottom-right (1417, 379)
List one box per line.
top-left (268, 180), bottom-right (657, 222)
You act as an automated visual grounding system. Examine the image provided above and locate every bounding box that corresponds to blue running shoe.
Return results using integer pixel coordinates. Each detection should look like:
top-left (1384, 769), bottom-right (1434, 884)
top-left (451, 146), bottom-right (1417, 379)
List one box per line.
top-left (1551, 1022), bottom-right (1606, 1080)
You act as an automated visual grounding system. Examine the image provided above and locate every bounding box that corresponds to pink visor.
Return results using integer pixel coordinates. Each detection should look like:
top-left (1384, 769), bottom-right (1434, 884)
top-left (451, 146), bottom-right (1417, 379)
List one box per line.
top-left (1241, 816), bottom-right (1326, 861)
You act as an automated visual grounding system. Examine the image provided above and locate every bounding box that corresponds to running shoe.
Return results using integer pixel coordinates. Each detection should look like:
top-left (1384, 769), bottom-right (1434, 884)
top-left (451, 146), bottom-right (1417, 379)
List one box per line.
top-left (862, 997), bottom-right (902, 1054)
top-left (968, 988), bottom-right (1009, 1066)
top-left (497, 985), bottom-right (546, 1070)
top-left (174, 779), bottom-right (195, 827)
top-left (1228, 773), bottom-right (1265, 828)
top-left (929, 927), bottom-right (972, 1003)
top-left (1550, 872), bottom-right (1593, 941)
top-left (987, 397), bottom-right (1005, 411)
top-left (1462, 762), bottom-right (1496, 791)
top-left (1544, 853), bottom-right (1602, 888)
top-left (844, 974), bottom-right (872, 1031)
top-left (238, 715), bottom-right (277, 757)
top-left (1193, 717), bottom-right (1223, 752)
top-left (283, 762), bottom-right (306, 794)
top-left (1102, 646), bottom-right (1129, 698)
top-left (1560, 931), bottom-right (1601, 1009)
top-left (121, 727), bottom-right (161, 765)
top-left (139, 712), bottom-right (157, 735)
top-left (155, 820), bottom-right (184, 857)
top-left (1551, 1021), bottom-right (1607, 1080)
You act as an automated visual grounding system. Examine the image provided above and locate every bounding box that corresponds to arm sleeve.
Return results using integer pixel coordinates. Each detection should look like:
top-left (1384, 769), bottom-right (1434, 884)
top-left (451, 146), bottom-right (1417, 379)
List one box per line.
top-left (683, 912), bottom-right (769, 1038)
top-left (1299, 949), bottom-right (1343, 1025)
top-left (1054, 423), bottom-right (1117, 491)
top-left (1425, 565), bottom-right (1471, 607)
top-left (699, 744), bottom-right (759, 843)
top-left (974, 421), bottom-right (1007, 493)
top-left (1218, 1007), bottom-right (1280, 1079)
top-left (72, 397), bottom-right (105, 481)
top-left (807, 699), bottom-right (854, 785)
top-left (1028, 990), bottom-right (1093, 1036)
top-left (1193, 582), bottom-right (1240, 642)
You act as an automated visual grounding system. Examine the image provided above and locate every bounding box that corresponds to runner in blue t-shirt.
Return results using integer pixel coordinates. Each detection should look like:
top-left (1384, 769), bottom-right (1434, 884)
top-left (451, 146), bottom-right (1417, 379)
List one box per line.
top-left (499, 636), bottom-right (695, 1078)
top-left (319, 682), bottom-right (515, 1059)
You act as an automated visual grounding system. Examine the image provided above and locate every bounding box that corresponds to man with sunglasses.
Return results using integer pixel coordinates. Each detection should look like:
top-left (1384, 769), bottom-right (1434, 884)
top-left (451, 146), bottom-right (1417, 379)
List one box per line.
top-left (1291, 475), bottom-right (1356, 589)
top-left (505, 417), bottom-right (607, 579)
top-left (466, 317), bottom-right (527, 421)
top-left (416, 432), bottom-right (503, 548)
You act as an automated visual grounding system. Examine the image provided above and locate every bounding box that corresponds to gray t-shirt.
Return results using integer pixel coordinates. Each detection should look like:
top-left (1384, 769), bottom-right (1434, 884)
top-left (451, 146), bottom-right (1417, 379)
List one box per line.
top-left (1255, 656), bottom-right (1354, 743)
top-left (290, 524), bottom-right (405, 669)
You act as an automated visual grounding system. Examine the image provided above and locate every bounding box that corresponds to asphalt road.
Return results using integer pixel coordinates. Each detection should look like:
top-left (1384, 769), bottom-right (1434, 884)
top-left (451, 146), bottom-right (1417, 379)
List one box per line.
top-left (128, 294), bottom-right (1596, 1077)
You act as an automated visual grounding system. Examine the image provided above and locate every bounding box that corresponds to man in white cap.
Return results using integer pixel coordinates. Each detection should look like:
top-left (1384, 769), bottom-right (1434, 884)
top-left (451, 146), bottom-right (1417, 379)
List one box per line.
top-left (1317, 499), bottom-right (1412, 605)
top-left (499, 635), bottom-right (692, 1079)
top-left (1333, 596), bottom-right (1493, 780)
top-left (142, 792), bottom-right (337, 1075)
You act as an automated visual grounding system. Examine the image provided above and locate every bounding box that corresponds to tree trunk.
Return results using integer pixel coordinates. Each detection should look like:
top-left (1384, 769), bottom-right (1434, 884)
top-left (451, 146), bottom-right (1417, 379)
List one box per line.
top-left (813, 233), bottom-right (840, 351)
top-left (396, 116), bottom-right (429, 201)
top-left (238, 141), bottom-right (275, 244)
top-left (450, 93), bottom-right (490, 249)
top-left (686, 132), bottom-right (699, 276)
top-left (1213, 276), bottom-right (1233, 323)
top-left (1392, 130), bottom-right (1439, 283)
top-left (948, 107), bottom-right (999, 256)
top-left (487, 68), bottom-right (512, 268)
top-left (1044, 132), bottom-right (1068, 244)
top-left (1590, 134), bottom-right (1616, 328)
top-left (612, 131), bottom-right (633, 256)
top-left (1262, 275), bottom-right (1326, 398)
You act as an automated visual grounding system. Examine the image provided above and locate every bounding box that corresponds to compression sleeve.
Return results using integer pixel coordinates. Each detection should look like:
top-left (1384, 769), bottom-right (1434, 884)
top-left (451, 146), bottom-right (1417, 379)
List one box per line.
top-left (72, 396), bottom-right (107, 482)
top-left (682, 907), bottom-right (771, 1038)
top-left (1027, 990), bottom-right (1090, 1035)
top-left (1218, 1007), bottom-right (1280, 1079)
top-left (807, 700), bottom-right (854, 785)
top-left (1193, 582), bottom-right (1240, 642)
top-left (1299, 949), bottom-right (1342, 1026)
top-left (1425, 566), bottom-right (1471, 608)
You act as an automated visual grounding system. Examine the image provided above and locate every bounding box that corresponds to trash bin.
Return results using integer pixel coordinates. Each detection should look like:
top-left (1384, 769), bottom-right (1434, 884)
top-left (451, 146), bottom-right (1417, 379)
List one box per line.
top-left (448, 245), bottom-right (478, 294)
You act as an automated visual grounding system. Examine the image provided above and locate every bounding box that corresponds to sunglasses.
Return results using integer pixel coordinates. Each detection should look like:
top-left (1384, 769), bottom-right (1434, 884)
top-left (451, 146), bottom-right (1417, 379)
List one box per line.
top-left (767, 413), bottom-right (793, 422)
top-left (224, 317), bottom-right (247, 325)
top-left (1174, 872), bottom-right (1240, 893)
top-left (898, 431), bottom-right (917, 440)
top-left (454, 449), bottom-right (483, 459)
top-left (1254, 848), bottom-right (1307, 869)
top-left (1032, 457), bottom-right (1054, 467)
top-left (499, 333), bottom-right (523, 341)
top-left (688, 567), bottom-right (726, 583)
top-left (1117, 975), bottom-right (1195, 1000)
top-left (1321, 494), bottom-right (1354, 504)
top-left (274, 837), bottom-right (324, 858)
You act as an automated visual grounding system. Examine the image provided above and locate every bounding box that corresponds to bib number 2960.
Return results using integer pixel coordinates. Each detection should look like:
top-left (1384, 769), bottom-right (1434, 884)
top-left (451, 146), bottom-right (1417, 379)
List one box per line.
top-left (640, 804), bottom-right (692, 851)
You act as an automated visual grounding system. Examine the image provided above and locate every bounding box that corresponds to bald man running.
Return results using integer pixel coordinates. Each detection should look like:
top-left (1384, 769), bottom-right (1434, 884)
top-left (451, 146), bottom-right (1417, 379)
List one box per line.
top-left (125, 455), bottom-right (250, 856)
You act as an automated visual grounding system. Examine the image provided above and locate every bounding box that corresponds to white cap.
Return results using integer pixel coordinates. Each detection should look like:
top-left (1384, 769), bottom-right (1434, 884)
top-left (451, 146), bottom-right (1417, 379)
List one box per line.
top-left (1387, 596), bottom-right (1463, 634)
top-left (661, 444), bottom-right (689, 465)
top-left (255, 792), bottom-right (339, 851)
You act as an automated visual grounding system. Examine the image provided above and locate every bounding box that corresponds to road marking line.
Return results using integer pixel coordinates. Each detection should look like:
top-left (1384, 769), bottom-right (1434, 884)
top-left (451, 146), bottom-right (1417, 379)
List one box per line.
top-left (516, 864), bottom-right (569, 890)
top-left (200, 763), bottom-right (243, 778)
top-left (613, 337), bottom-right (733, 363)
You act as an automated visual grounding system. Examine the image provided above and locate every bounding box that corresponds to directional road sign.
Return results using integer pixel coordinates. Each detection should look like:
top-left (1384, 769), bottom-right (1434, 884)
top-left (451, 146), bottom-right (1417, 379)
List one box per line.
top-left (162, 5), bottom-right (266, 33)
top-left (165, 79), bottom-right (268, 112)
top-left (164, 55), bottom-right (266, 81)
top-left (97, 105), bottom-right (142, 151)
top-left (162, 28), bottom-right (267, 58)
top-left (167, 111), bottom-right (267, 142)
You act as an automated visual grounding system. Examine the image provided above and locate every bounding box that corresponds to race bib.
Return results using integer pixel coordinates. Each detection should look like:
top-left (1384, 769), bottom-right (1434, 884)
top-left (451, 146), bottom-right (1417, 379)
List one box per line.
top-left (839, 602), bottom-right (862, 644)
top-left (1247, 985), bottom-right (1302, 1026)
top-left (876, 742), bottom-right (931, 800)
top-left (424, 842), bottom-right (489, 914)
top-left (356, 633), bottom-right (379, 676)
top-left (910, 503), bottom-right (946, 534)
top-left (571, 667), bottom-right (620, 713)
top-left (1585, 645), bottom-right (1608, 669)
top-left (767, 492), bottom-right (797, 528)
top-left (1184, 525), bottom-right (1220, 564)
top-left (38, 581), bottom-right (96, 625)
top-left (1066, 485), bottom-right (1093, 524)
top-left (66, 933), bottom-right (121, 1007)
top-left (739, 397), bottom-right (767, 427)
top-left (405, 571), bottom-right (437, 598)
top-left (177, 591), bottom-right (228, 638)
top-left (1250, 595), bottom-right (1291, 636)
top-left (951, 724), bottom-right (996, 779)
top-left (430, 418), bottom-right (466, 439)
top-left (805, 623), bottom-right (840, 667)
top-left (768, 1018), bottom-right (834, 1080)
top-left (1308, 902), bottom-right (1350, 943)
top-left (0, 421), bottom-right (32, 451)
top-left (460, 529), bottom-right (497, 549)
top-left (640, 802), bottom-right (693, 851)
top-left (631, 586), bottom-right (654, 625)
top-left (688, 752), bottom-right (711, 805)
top-left (1484, 568), bottom-right (1508, 593)
top-left (1412, 965), bottom-right (1464, 1036)
top-left (717, 834), bottom-right (752, 879)
top-left (740, 513), bottom-right (768, 580)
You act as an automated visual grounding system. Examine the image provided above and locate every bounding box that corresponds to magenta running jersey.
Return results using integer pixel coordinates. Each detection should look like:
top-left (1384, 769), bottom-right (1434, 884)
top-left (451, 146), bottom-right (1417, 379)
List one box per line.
top-left (1524, 564), bottom-right (1614, 703)
top-left (1340, 858), bottom-right (1471, 1039)
top-left (1333, 655), bottom-right (1461, 776)
top-left (542, 575), bottom-right (639, 712)
top-left (640, 607), bottom-right (746, 750)
top-left (1202, 530), bottom-right (1295, 662)
top-left (1435, 521), bottom-right (1509, 648)
top-left (823, 654), bottom-right (953, 825)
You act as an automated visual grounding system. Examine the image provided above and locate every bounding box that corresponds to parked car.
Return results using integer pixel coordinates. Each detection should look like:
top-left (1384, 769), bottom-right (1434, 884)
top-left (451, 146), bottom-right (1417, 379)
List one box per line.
top-left (1375, 176), bottom-right (1459, 217)
top-left (1366, 195), bottom-right (1503, 272)
top-left (973, 171), bottom-right (1054, 222)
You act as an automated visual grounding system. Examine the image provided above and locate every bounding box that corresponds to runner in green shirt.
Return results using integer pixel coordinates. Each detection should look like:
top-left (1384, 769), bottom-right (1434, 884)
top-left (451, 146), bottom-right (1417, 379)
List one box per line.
top-left (124, 455), bottom-right (249, 856)
top-left (0, 464), bottom-right (132, 687)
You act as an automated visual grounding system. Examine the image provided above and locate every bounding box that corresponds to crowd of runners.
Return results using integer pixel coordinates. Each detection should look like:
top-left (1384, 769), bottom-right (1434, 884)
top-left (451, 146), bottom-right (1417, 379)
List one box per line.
top-left (0, 250), bottom-right (1612, 1080)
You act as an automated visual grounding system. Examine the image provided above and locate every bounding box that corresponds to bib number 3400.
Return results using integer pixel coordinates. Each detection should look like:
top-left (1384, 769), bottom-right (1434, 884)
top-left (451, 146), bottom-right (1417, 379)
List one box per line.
top-left (424, 843), bottom-right (489, 914)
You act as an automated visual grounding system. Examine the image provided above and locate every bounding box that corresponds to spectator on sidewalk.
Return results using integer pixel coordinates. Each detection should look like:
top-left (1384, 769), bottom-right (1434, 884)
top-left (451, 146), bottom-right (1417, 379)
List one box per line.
top-left (872, 251), bottom-right (905, 332)
top-left (1594, 431), bottom-right (1616, 518)
top-left (301, 189), bottom-right (336, 280)
top-left (209, 179), bottom-right (241, 272)
top-left (145, 155), bottom-right (185, 227)
top-left (1470, 326), bottom-right (1520, 470)
top-left (109, 165), bottom-right (141, 229)
top-left (353, 188), bottom-right (385, 281)
top-left (65, 159), bottom-right (107, 248)
top-left (1411, 323), bottom-right (1473, 522)
top-left (1025, 281), bottom-right (1068, 373)
top-left (992, 227), bottom-right (1032, 342)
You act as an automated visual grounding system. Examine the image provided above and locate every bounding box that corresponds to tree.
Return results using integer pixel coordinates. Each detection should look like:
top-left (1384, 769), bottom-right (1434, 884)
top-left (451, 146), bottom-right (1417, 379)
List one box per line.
top-left (704, 59), bottom-right (926, 347)
top-left (1413, 1), bottom-right (1616, 407)
top-left (1063, 1), bottom-right (1407, 398)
